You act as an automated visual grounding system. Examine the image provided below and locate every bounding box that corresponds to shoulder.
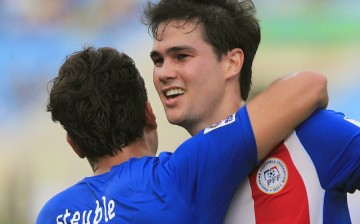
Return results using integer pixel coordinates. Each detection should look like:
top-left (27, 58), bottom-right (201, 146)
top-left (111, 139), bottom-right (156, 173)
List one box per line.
top-left (293, 109), bottom-right (360, 162)
top-left (302, 109), bottom-right (343, 123)
top-left (167, 105), bottom-right (256, 172)
top-left (297, 109), bottom-right (360, 132)
top-left (36, 183), bottom-right (82, 223)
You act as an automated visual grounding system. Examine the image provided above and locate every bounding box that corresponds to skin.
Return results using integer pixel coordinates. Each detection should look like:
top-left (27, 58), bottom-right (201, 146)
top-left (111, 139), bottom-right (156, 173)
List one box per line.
top-left (151, 20), bottom-right (244, 135)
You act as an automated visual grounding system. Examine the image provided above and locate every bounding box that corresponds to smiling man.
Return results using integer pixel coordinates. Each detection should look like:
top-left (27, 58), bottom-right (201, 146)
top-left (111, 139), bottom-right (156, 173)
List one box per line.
top-left (143, 0), bottom-right (360, 223)
top-left (149, 20), bottom-right (233, 135)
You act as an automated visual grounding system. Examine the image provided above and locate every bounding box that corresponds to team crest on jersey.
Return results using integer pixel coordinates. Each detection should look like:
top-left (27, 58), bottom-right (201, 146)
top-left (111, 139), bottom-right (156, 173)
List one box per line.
top-left (204, 113), bottom-right (235, 134)
top-left (256, 158), bottom-right (288, 194)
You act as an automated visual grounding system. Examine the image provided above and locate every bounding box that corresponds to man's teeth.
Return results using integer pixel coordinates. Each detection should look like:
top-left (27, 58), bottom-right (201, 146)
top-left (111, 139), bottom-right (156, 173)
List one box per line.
top-left (165, 88), bottom-right (185, 97)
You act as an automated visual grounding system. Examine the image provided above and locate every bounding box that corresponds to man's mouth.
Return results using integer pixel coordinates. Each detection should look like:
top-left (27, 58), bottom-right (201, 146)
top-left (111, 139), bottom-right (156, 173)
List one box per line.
top-left (165, 88), bottom-right (185, 99)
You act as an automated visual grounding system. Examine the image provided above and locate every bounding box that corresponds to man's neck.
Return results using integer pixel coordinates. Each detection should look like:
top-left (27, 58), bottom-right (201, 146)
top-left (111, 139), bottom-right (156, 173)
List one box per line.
top-left (91, 140), bottom-right (155, 175)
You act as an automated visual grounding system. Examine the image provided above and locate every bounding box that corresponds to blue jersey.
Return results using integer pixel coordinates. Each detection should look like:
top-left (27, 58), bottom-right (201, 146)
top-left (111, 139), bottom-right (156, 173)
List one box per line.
top-left (225, 109), bottom-right (360, 224)
top-left (36, 106), bottom-right (257, 224)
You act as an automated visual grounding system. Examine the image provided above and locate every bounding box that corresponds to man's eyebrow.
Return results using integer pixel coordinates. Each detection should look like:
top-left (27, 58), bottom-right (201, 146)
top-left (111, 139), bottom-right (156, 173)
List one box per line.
top-left (150, 46), bottom-right (196, 59)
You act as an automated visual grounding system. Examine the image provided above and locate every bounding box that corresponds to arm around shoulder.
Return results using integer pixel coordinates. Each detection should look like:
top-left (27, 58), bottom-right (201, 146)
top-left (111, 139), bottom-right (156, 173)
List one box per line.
top-left (247, 71), bottom-right (328, 160)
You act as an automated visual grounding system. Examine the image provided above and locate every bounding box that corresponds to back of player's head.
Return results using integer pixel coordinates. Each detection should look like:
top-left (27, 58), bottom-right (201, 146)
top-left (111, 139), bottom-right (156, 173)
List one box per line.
top-left (47, 46), bottom-right (148, 161)
top-left (143, 0), bottom-right (261, 100)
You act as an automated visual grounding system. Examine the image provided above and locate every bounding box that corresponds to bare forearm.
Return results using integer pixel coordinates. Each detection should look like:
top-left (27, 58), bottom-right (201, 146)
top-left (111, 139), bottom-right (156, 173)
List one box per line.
top-left (247, 71), bottom-right (328, 160)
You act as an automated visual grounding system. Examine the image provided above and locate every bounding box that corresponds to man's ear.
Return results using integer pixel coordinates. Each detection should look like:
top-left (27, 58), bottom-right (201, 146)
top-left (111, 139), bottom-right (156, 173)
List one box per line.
top-left (66, 133), bottom-right (86, 159)
top-left (144, 101), bottom-right (157, 130)
top-left (224, 48), bottom-right (244, 79)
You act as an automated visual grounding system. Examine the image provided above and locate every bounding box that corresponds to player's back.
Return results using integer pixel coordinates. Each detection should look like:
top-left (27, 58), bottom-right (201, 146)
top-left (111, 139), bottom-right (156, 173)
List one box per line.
top-left (36, 156), bottom-right (197, 224)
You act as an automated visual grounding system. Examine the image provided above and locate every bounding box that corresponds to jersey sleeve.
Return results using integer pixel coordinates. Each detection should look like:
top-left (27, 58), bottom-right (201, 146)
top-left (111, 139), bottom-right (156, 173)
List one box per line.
top-left (165, 106), bottom-right (258, 219)
top-left (296, 109), bottom-right (360, 193)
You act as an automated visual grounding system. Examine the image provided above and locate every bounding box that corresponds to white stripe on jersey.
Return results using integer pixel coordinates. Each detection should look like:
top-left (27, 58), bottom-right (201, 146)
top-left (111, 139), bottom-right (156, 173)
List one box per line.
top-left (285, 131), bottom-right (325, 224)
top-left (224, 178), bottom-right (255, 223)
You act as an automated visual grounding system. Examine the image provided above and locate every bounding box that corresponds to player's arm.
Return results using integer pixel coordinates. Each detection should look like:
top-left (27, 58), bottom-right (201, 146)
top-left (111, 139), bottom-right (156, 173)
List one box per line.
top-left (247, 71), bottom-right (328, 160)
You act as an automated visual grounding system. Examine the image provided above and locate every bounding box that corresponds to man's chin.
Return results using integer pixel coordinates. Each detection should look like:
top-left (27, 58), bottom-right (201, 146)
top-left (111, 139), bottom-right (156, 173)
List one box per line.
top-left (166, 114), bottom-right (184, 126)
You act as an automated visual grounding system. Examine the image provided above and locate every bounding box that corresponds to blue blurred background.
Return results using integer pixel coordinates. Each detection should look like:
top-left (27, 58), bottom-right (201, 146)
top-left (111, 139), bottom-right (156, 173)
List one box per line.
top-left (0, 0), bottom-right (359, 223)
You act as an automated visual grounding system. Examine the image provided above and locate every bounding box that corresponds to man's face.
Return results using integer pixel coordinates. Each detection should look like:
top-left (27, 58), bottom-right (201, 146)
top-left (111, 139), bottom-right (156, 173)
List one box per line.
top-left (150, 20), bottom-right (228, 135)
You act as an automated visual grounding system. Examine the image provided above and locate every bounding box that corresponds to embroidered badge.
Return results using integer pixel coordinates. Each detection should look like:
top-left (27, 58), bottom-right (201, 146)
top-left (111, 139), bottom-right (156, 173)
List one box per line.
top-left (256, 158), bottom-right (288, 194)
top-left (204, 113), bottom-right (236, 134)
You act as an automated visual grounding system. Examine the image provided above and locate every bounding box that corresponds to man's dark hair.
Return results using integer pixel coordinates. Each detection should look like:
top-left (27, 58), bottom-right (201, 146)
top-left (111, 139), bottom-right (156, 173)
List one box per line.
top-left (143, 0), bottom-right (260, 100)
top-left (47, 46), bottom-right (148, 162)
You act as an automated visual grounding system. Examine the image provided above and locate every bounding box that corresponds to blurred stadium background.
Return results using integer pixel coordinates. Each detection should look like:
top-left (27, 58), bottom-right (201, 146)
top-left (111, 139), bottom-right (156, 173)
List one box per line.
top-left (0, 0), bottom-right (359, 223)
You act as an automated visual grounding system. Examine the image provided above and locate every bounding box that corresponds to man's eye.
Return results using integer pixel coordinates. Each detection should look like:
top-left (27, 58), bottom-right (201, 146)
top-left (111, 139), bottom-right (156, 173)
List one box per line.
top-left (152, 58), bottom-right (163, 66)
top-left (177, 54), bottom-right (188, 60)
